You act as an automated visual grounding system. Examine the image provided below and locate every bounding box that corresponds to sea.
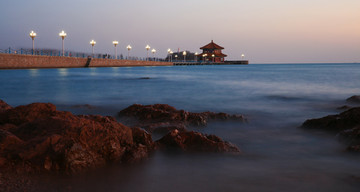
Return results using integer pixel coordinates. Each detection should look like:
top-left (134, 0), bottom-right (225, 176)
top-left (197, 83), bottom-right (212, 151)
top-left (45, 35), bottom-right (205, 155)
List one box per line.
top-left (1, 63), bottom-right (360, 191)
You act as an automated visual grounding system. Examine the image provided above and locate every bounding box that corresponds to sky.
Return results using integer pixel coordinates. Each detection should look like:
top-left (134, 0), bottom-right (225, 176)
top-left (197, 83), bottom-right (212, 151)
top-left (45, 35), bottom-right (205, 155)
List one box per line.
top-left (0, 0), bottom-right (359, 63)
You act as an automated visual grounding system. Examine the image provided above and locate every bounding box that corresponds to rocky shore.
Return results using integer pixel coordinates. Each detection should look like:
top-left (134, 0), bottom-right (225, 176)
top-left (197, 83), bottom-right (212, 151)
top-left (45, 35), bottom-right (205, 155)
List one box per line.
top-left (0, 100), bottom-right (242, 191)
top-left (301, 95), bottom-right (360, 151)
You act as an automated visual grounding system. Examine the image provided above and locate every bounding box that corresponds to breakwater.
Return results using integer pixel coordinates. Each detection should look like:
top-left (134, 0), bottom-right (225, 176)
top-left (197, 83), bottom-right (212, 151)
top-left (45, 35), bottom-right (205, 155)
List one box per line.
top-left (0, 53), bottom-right (172, 69)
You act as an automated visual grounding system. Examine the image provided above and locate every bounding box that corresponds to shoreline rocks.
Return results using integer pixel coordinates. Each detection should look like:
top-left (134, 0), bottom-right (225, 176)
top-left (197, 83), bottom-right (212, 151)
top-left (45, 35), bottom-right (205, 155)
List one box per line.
top-left (1, 101), bottom-right (241, 177)
top-left (118, 104), bottom-right (246, 134)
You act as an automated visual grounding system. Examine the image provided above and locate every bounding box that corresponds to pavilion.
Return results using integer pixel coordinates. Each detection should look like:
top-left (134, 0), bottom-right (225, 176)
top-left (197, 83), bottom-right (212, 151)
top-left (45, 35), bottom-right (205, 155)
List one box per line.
top-left (198, 40), bottom-right (227, 62)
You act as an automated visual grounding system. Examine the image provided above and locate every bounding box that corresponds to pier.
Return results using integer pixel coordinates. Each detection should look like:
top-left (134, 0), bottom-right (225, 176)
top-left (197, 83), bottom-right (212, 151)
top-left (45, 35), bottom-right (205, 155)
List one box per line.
top-left (0, 53), bottom-right (172, 69)
top-left (173, 60), bottom-right (249, 66)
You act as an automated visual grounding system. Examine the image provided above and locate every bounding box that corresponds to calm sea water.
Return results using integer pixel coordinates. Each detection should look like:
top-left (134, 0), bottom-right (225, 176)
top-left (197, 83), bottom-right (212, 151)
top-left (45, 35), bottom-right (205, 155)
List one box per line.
top-left (1, 64), bottom-right (360, 191)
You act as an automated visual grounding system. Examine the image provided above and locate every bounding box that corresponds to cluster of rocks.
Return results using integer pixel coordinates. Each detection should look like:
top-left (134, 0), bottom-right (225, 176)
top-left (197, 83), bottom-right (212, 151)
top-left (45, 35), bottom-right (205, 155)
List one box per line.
top-left (0, 100), bottom-right (242, 175)
top-left (118, 104), bottom-right (246, 134)
top-left (301, 95), bottom-right (360, 151)
top-left (0, 100), bottom-right (154, 175)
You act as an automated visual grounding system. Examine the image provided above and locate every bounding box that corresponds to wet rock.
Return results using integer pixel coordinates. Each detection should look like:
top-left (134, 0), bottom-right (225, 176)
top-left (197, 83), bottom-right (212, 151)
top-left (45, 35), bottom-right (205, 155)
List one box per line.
top-left (156, 129), bottom-right (240, 153)
top-left (346, 95), bottom-right (360, 103)
top-left (0, 100), bottom-right (12, 112)
top-left (302, 107), bottom-right (360, 151)
top-left (119, 104), bottom-right (245, 133)
top-left (301, 107), bottom-right (360, 132)
top-left (0, 103), bottom-right (58, 126)
top-left (0, 102), bottom-right (154, 174)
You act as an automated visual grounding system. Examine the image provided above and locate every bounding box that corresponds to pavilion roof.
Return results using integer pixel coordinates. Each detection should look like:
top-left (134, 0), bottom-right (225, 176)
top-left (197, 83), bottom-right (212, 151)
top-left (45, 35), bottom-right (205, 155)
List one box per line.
top-left (200, 40), bottom-right (225, 50)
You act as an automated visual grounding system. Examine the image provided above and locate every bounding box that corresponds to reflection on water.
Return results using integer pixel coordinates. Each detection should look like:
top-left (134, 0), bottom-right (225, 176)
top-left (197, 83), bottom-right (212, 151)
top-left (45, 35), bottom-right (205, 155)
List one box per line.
top-left (1, 64), bottom-right (360, 191)
top-left (57, 68), bottom-right (68, 76)
top-left (29, 69), bottom-right (39, 77)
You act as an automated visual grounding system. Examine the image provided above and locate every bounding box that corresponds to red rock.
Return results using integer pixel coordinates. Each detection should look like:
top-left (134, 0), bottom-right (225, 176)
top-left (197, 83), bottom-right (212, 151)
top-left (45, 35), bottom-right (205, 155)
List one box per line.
top-left (0, 103), bottom-right (58, 126)
top-left (119, 104), bottom-right (245, 133)
top-left (0, 103), bottom-right (154, 174)
top-left (0, 100), bottom-right (12, 112)
top-left (156, 129), bottom-right (240, 153)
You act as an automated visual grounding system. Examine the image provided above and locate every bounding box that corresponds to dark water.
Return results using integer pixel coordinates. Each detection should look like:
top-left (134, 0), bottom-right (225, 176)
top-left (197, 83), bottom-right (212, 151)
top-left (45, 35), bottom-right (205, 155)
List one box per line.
top-left (1, 64), bottom-right (360, 191)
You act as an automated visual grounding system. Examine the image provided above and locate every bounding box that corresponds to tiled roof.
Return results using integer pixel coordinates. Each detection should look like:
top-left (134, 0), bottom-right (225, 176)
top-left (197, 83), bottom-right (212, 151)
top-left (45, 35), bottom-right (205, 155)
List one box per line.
top-left (200, 40), bottom-right (224, 50)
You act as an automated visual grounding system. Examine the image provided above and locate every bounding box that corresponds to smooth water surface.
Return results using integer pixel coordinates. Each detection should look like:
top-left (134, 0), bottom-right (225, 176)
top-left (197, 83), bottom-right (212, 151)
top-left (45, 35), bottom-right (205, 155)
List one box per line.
top-left (1, 64), bottom-right (360, 191)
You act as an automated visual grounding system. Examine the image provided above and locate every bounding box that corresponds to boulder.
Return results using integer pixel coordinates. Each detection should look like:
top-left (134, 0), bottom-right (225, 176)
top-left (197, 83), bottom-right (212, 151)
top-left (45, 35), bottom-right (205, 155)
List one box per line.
top-left (346, 95), bottom-right (360, 104)
top-left (119, 104), bottom-right (245, 133)
top-left (156, 129), bottom-right (240, 153)
top-left (0, 102), bottom-right (154, 174)
top-left (301, 107), bottom-right (360, 132)
top-left (301, 107), bottom-right (360, 151)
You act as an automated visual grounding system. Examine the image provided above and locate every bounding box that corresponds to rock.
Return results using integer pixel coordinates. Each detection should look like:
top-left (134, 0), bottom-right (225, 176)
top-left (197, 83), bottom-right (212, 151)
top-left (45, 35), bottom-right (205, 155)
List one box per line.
top-left (119, 104), bottom-right (245, 133)
top-left (301, 107), bottom-right (360, 151)
top-left (338, 126), bottom-right (360, 152)
top-left (0, 100), bottom-right (12, 112)
top-left (346, 95), bottom-right (360, 103)
top-left (0, 103), bottom-right (58, 126)
top-left (0, 102), bottom-right (155, 174)
top-left (156, 129), bottom-right (240, 153)
top-left (301, 107), bottom-right (360, 132)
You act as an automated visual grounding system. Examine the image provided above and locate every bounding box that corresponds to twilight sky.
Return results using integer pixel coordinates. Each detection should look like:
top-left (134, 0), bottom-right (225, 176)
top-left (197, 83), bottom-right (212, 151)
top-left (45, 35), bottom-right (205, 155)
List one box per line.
top-left (1, 0), bottom-right (359, 63)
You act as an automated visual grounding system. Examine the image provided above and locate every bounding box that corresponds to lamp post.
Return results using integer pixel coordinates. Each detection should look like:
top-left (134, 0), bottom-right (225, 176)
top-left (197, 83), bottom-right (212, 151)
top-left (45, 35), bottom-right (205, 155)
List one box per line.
top-left (112, 41), bottom-right (118, 59)
top-left (29, 30), bottom-right (36, 55)
top-left (59, 30), bottom-right (67, 56)
top-left (145, 45), bottom-right (150, 61)
top-left (151, 48), bottom-right (156, 61)
top-left (175, 54), bottom-right (178, 61)
top-left (241, 54), bottom-right (245, 60)
top-left (195, 52), bottom-right (198, 62)
top-left (203, 54), bottom-right (207, 62)
top-left (90, 40), bottom-right (96, 58)
top-left (183, 51), bottom-right (186, 62)
top-left (170, 51), bottom-right (173, 62)
top-left (167, 49), bottom-right (171, 62)
top-left (212, 54), bottom-right (215, 62)
top-left (126, 45), bottom-right (132, 59)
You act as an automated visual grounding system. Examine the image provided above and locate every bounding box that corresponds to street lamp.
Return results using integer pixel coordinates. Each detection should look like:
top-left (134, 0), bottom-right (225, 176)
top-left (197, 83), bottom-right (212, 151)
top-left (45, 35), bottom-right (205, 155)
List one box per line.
top-left (183, 51), bottom-right (187, 62)
top-left (167, 49), bottom-right (171, 62)
top-left (90, 40), bottom-right (96, 57)
top-left (145, 45), bottom-right (150, 61)
top-left (112, 41), bottom-right (118, 59)
top-left (175, 54), bottom-right (178, 61)
top-left (29, 30), bottom-right (36, 55)
top-left (170, 51), bottom-right (173, 62)
top-left (212, 54), bottom-right (215, 62)
top-left (151, 48), bottom-right (156, 61)
top-left (59, 30), bottom-right (67, 56)
top-left (203, 54), bottom-right (207, 62)
top-left (195, 52), bottom-right (198, 62)
top-left (241, 54), bottom-right (245, 60)
top-left (126, 45), bottom-right (132, 59)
